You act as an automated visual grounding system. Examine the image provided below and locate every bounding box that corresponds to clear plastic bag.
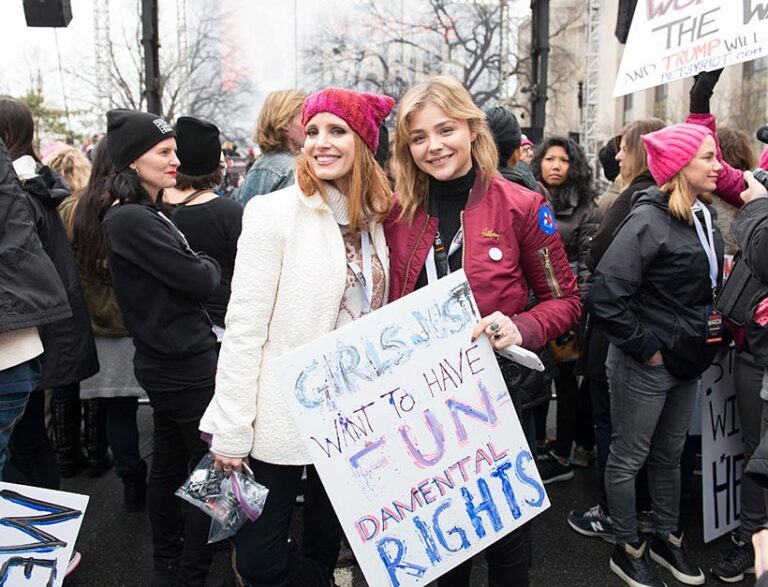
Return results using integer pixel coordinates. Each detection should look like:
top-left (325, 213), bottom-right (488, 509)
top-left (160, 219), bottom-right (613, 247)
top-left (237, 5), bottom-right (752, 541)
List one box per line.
top-left (176, 453), bottom-right (269, 543)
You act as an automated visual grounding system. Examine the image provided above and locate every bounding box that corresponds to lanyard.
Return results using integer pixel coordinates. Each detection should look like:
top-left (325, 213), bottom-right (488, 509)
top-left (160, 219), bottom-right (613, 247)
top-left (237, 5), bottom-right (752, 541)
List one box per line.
top-left (346, 231), bottom-right (373, 314)
top-left (691, 202), bottom-right (718, 295)
top-left (425, 226), bottom-right (463, 284)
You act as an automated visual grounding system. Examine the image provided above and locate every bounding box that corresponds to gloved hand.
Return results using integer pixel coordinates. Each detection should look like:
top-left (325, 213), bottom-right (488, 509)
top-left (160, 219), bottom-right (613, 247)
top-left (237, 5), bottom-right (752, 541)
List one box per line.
top-left (689, 68), bottom-right (723, 114)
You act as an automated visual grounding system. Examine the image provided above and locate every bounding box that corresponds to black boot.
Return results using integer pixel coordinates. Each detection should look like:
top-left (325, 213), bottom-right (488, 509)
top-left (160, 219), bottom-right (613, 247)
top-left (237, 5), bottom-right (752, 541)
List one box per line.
top-left (123, 460), bottom-right (147, 513)
top-left (83, 399), bottom-right (113, 477)
top-left (52, 395), bottom-right (87, 478)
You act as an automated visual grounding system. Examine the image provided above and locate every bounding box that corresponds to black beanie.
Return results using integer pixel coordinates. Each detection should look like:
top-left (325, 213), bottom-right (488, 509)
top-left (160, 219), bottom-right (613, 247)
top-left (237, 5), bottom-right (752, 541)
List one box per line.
top-left (599, 136), bottom-right (621, 182)
top-left (485, 106), bottom-right (522, 163)
top-left (175, 116), bottom-right (222, 176)
top-left (106, 109), bottom-right (175, 171)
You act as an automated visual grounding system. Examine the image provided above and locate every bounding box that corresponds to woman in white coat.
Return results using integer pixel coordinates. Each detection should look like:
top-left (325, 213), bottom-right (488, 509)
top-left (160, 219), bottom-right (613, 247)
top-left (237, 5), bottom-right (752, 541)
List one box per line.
top-left (200, 88), bottom-right (394, 587)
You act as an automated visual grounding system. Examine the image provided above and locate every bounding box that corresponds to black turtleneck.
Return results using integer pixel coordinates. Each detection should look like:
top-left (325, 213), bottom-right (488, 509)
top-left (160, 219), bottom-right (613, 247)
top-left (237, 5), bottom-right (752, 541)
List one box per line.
top-left (414, 166), bottom-right (476, 290)
top-left (429, 165), bottom-right (476, 250)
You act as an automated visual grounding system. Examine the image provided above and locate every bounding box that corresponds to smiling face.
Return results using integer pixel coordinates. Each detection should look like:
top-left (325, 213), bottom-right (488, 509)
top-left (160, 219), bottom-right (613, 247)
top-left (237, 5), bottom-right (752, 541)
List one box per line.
top-left (681, 135), bottom-right (723, 196)
top-left (132, 137), bottom-right (179, 200)
top-left (304, 112), bottom-right (356, 194)
top-left (406, 102), bottom-right (476, 182)
top-left (540, 145), bottom-right (570, 188)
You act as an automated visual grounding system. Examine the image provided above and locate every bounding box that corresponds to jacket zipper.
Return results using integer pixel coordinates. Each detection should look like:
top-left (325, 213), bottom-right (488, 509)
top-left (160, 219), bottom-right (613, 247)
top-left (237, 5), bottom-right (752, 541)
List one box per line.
top-left (538, 247), bottom-right (563, 298)
top-left (401, 213), bottom-right (431, 298)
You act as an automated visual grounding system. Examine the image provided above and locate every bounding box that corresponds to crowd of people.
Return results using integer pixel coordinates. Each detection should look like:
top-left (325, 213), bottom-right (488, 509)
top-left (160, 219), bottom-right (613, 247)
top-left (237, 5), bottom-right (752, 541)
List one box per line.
top-left (1, 66), bottom-right (768, 587)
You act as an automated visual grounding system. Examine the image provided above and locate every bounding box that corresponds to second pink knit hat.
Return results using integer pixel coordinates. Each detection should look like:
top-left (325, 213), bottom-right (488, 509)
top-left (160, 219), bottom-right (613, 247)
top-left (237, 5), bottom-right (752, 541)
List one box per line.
top-left (641, 123), bottom-right (714, 185)
top-left (301, 88), bottom-right (395, 154)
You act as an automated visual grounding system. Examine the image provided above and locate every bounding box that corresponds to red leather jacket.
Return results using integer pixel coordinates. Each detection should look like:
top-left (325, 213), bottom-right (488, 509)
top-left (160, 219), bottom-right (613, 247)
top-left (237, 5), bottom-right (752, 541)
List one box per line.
top-left (385, 173), bottom-right (581, 351)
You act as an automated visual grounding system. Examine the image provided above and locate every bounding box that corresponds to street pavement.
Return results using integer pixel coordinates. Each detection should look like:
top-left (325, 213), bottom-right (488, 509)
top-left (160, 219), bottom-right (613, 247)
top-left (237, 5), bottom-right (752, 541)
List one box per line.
top-left (60, 401), bottom-right (743, 586)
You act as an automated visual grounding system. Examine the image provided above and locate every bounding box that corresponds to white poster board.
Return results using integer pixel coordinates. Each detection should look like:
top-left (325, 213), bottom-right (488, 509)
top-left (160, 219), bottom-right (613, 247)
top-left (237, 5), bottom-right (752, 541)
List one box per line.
top-left (0, 482), bottom-right (89, 586)
top-left (274, 271), bottom-right (549, 586)
top-left (614, 0), bottom-right (768, 97)
top-left (701, 350), bottom-right (744, 543)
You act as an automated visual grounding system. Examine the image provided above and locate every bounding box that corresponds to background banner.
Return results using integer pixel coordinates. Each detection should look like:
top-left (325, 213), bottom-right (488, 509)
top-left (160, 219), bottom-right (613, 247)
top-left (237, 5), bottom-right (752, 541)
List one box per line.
top-left (614, 0), bottom-right (768, 97)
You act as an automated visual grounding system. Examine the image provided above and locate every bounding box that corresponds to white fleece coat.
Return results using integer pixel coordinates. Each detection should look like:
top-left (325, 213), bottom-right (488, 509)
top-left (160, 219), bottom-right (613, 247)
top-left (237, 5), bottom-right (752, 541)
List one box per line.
top-left (199, 183), bottom-right (389, 465)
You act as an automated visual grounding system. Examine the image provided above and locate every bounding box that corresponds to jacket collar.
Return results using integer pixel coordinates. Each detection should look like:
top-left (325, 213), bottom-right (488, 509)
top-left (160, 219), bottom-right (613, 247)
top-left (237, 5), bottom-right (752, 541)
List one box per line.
top-left (465, 171), bottom-right (489, 209)
top-left (300, 182), bottom-right (351, 225)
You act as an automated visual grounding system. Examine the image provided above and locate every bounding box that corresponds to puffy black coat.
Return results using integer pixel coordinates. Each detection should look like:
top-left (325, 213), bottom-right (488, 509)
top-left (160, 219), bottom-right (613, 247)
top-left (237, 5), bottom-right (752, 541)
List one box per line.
top-left (552, 188), bottom-right (602, 306)
top-left (590, 188), bottom-right (724, 381)
top-left (731, 196), bottom-right (768, 367)
top-left (0, 141), bottom-right (71, 335)
top-left (18, 160), bottom-right (98, 388)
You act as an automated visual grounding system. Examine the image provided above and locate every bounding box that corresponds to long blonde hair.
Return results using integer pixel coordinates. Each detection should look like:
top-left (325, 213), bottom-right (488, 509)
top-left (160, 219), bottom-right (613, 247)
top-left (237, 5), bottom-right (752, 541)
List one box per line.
top-left (254, 89), bottom-right (307, 154)
top-left (296, 131), bottom-right (391, 232)
top-left (394, 76), bottom-right (498, 222)
top-left (44, 146), bottom-right (91, 194)
top-left (659, 172), bottom-right (712, 224)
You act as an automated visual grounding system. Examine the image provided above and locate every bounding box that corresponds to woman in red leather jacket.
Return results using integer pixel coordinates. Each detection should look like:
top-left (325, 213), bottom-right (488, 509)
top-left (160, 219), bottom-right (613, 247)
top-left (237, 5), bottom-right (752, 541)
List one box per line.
top-left (385, 75), bottom-right (580, 587)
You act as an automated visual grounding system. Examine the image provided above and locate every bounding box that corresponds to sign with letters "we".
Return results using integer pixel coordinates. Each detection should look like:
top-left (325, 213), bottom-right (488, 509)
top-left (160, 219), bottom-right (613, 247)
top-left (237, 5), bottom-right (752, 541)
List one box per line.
top-left (274, 271), bottom-right (549, 586)
top-left (701, 350), bottom-right (745, 543)
top-left (614, 0), bottom-right (768, 97)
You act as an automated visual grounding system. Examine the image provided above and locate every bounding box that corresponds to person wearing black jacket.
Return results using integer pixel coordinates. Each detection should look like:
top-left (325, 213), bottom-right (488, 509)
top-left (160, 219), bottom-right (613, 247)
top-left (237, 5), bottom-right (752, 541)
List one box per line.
top-left (532, 136), bottom-right (601, 484)
top-left (0, 137), bottom-right (72, 479)
top-left (0, 96), bottom-right (98, 496)
top-left (737, 173), bottom-right (768, 484)
top-left (101, 109), bottom-right (221, 587)
top-left (568, 118), bottom-right (664, 543)
top-left (164, 116), bottom-right (243, 341)
top-left (591, 123), bottom-right (725, 587)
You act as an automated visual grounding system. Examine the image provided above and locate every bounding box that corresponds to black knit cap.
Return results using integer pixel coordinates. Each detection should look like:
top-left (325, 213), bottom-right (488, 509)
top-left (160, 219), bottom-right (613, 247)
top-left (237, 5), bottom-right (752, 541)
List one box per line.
top-left (106, 109), bottom-right (175, 171)
top-left (599, 136), bottom-right (621, 182)
top-left (175, 116), bottom-right (221, 176)
top-left (485, 106), bottom-right (522, 165)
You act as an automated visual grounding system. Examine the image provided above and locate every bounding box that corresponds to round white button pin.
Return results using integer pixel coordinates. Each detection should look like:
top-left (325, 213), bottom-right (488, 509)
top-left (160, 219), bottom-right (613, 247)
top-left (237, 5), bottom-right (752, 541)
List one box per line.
top-left (489, 247), bottom-right (503, 261)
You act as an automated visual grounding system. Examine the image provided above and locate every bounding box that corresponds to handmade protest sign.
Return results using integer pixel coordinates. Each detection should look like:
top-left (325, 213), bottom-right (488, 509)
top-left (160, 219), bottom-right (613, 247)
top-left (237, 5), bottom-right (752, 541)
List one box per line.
top-left (274, 270), bottom-right (549, 586)
top-left (0, 482), bottom-right (89, 587)
top-left (700, 350), bottom-right (744, 543)
top-left (614, 0), bottom-right (768, 97)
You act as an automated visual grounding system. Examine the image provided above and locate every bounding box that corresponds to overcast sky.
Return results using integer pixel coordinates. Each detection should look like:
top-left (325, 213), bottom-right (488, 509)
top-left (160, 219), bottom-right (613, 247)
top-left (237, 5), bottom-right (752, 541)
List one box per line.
top-left (1, 0), bottom-right (528, 139)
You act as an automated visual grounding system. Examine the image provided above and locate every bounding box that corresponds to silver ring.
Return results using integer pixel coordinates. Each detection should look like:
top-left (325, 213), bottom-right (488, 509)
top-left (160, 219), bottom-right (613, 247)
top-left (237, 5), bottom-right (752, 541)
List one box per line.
top-left (492, 331), bottom-right (503, 340)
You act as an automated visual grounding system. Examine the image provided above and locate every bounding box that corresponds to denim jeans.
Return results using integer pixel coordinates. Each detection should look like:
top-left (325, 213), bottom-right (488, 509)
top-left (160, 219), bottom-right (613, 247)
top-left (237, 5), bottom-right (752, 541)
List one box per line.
top-left (605, 345), bottom-right (698, 544)
top-left (234, 460), bottom-right (342, 587)
top-left (0, 392), bottom-right (30, 479)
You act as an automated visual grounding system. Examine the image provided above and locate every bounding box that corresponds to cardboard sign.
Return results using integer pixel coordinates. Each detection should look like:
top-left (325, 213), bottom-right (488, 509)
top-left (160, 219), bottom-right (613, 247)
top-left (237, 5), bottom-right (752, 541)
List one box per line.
top-left (274, 271), bottom-right (549, 586)
top-left (614, 0), bottom-right (768, 97)
top-left (0, 482), bottom-right (89, 586)
top-left (701, 350), bottom-right (744, 543)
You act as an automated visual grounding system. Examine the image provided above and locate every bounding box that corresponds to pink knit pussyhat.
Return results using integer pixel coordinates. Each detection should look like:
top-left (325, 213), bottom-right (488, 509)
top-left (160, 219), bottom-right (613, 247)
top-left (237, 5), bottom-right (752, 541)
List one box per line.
top-left (641, 123), bottom-right (713, 185)
top-left (301, 88), bottom-right (395, 153)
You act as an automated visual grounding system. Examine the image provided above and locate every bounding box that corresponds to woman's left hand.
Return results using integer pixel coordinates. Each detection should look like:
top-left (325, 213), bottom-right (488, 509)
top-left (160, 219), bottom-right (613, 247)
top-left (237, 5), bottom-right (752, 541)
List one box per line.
top-left (471, 311), bottom-right (523, 350)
